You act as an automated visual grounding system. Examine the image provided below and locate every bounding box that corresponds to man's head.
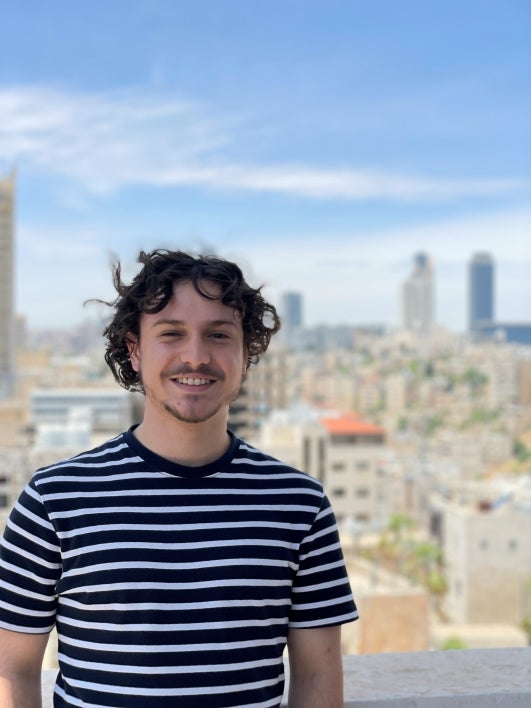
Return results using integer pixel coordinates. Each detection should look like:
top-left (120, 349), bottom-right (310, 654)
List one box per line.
top-left (103, 249), bottom-right (281, 392)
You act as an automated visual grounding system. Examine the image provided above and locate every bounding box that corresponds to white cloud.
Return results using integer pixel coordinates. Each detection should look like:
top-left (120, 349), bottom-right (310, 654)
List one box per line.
top-left (1, 84), bottom-right (528, 201)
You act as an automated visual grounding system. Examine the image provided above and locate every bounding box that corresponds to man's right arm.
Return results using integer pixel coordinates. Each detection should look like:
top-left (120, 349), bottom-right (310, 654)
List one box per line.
top-left (0, 628), bottom-right (50, 708)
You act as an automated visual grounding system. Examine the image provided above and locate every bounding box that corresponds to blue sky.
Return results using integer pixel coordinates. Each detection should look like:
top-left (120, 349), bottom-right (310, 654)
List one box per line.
top-left (1, 0), bottom-right (530, 331)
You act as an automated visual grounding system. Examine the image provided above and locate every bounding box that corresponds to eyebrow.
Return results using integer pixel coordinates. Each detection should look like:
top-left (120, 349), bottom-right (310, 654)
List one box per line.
top-left (150, 318), bottom-right (240, 329)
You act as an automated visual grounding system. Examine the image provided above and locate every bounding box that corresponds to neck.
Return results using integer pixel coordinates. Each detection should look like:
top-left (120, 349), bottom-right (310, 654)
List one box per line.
top-left (133, 410), bottom-right (231, 467)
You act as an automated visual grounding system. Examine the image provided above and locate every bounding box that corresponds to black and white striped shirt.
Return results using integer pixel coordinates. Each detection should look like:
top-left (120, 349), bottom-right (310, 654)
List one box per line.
top-left (0, 429), bottom-right (357, 707)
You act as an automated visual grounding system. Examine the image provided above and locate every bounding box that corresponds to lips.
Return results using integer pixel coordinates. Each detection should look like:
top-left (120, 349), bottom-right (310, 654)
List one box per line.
top-left (173, 377), bottom-right (213, 386)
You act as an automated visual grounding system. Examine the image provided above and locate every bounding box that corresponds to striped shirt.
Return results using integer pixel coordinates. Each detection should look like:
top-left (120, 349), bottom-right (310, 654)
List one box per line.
top-left (0, 429), bottom-right (357, 707)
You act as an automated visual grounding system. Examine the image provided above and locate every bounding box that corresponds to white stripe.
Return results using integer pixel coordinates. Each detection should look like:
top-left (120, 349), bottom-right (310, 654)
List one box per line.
top-left (0, 578), bottom-right (56, 603)
top-left (291, 577), bottom-right (348, 594)
top-left (0, 598), bottom-right (54, 617)
top-left (6, 519), bottom-right (60, 553)
top-left (63, 674), bottom-right (282, 697)
top-left (296, 558), bottom-right (346, 577)
top-left (42, 485), bottom-right (322, 501)
top-left (61, 615), bottom-right (288, 633)
top-left (62, 537), bottom-right (298, 559)
top-left (0, 619), bottom-right (54, 634)
top-left (58, 632), bottom-right (286, 654)
top-left (291, 592), bottom-right (356, 611)
top-left (0, 559), bottom-right (57, 586)
top-left (289, 609), bottom-right (359, 628)
top-left (60, 577), bottom-right (291, 595)
top-left (299, 540), bottom-right (342, 563)
top-left (50, 503), bottom-right (316, 519)
top-left (57, 519), bottom-right (309, 539)
top-left (58, 652), bottom-right (281, 675)
top-left (61, 557), bottom-right (298, 580)
top-left (59, 596), bottom-right (291, 612)
top-left (0, 538), bottom-right (61, 570)
top-left (12, 497), bottom-right (55, 533)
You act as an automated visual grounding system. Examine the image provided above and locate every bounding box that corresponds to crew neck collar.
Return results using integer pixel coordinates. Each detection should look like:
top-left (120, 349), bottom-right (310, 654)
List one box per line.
top-left (123, 426), bottom-right (240, 478)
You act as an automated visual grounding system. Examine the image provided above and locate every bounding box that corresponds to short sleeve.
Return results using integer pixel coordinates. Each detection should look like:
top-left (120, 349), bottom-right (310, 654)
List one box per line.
top-left (289, 494), bottom-right (358, 628)
top-left (0, 479), bottom-right (61, 633)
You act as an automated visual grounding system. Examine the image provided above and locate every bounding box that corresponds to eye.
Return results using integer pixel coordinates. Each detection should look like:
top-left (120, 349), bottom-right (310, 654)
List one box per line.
top-left (210, 331), bottom-right (230, 340)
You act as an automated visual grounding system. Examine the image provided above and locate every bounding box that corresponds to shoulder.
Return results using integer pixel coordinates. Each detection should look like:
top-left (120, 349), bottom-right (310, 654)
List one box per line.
top-left (232, 437), bottom-right (324, 494)
top-left (32, 432), bottom-right (134, 485)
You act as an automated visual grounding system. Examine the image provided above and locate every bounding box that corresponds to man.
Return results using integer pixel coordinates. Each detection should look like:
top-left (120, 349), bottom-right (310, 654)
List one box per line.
top-left (0, 250), bottom-right (357, 707)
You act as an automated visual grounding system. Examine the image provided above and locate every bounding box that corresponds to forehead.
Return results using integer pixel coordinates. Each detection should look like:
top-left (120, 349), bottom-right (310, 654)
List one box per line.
top-left (145, 279), bottom-right (242, 325)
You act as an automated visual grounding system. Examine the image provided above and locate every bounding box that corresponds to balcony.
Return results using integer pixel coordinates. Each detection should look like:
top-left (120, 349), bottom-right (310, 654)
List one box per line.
top-left (42, 647), bottom-right (530, 707)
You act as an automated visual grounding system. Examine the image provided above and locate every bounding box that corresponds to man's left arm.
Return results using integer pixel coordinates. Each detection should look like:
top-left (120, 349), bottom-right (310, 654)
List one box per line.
top-left (286, 625), bottom-right (343, 708)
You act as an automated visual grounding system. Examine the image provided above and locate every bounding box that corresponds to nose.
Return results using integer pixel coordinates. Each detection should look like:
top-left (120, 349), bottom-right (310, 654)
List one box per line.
top-left (179, 333), bottom-right (211, 368)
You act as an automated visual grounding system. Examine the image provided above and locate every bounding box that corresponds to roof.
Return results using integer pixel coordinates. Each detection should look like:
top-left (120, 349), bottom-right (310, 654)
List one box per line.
top-left (321, 413), bottom-right (385, 437)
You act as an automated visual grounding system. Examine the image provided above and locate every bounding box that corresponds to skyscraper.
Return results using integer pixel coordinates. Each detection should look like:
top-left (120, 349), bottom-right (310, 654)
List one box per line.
top-left (0, 170), bottom-right (15, 398)
top-left (401, 252), bottom-right (434, 332)
top-left (468, 252), bottom-right (494, 333)
top-left (278, 291), bottom-right (304, 348)
top-left (280, 291), bottom-right (304, 331)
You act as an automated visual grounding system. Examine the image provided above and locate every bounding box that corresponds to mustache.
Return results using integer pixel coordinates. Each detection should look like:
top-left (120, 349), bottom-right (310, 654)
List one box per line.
top-left (163, 365), bottom-right (225, 380)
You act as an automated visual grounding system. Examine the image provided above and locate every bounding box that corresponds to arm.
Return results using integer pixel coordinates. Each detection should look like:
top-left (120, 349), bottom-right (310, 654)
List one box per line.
top-left (0, 628), bottom-right (50, 708)
top-left (287, 625), bottom-right (343, 708)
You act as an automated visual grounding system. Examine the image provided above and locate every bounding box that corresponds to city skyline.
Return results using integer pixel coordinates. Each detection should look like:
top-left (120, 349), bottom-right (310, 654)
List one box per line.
top-left (1, 2), bottom-right (529, 331)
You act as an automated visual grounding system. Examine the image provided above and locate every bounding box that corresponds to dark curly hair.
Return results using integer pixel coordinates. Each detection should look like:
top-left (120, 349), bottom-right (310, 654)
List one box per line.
top-left (101, 249), bottom-right (281, 392)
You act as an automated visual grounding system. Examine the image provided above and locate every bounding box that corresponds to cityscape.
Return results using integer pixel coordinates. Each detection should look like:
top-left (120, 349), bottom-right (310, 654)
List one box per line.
top-left (1, 169), bottom-right (531, 667)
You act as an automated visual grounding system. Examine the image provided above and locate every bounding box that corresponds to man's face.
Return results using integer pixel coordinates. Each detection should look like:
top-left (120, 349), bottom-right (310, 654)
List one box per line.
top-left (128, 279), bottom-right (247, 427)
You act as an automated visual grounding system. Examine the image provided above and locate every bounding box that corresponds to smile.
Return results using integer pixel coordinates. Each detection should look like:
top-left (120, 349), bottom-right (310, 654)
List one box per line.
top-left (173, 377), bottom-right (213, 386)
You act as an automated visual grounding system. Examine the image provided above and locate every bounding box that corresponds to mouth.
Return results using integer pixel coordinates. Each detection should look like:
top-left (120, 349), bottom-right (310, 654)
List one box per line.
top-left (172, 376), bottom-right (214, 386)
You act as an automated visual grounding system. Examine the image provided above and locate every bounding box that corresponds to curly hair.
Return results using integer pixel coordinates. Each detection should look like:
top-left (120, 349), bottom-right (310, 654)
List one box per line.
top-left (101, 249), bottom-right (281, 391)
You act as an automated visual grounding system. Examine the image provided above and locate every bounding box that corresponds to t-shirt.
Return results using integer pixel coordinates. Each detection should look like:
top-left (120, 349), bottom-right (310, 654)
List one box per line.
top-left (0, 429), bottom-right (358, 707)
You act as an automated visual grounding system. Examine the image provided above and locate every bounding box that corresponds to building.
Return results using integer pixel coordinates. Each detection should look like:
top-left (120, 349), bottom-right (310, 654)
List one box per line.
top-left (280, 291), bottom-right (303, 330)
top-left (435, 488), bottom-right (531, 625)
top-left (401, 253), bottom-right (434, 332)
top-left (468, 252), bottom-right (494, 334)
top-left (256, 407), bottom-right (389, 530)
top-left (0, 169), bottom-right (15, 399)
top-left (475, 322), bottom-right (531, 346)
top-left (279, 291), bottom-right (303, 347)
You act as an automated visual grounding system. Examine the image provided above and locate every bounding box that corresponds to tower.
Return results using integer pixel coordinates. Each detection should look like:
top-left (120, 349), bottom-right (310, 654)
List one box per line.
top-left (279, 291), bottom-right (303, 347)
top-left (468, 252), bottom-right (494, 334)
top-left (0, 170), bottom-right (15, 398)
top-left (401, 253), bottom-right (434, 332)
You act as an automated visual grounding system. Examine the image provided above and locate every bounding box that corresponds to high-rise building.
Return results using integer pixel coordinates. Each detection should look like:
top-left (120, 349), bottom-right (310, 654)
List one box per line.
top-left (280, 291), bottom-right (303, 330)
top-left (0, 170), bottom-right (15, 399)
top-left (468, 252), bottom-right (494, 334)
top-left (401, 253), bottom-right (434, 332)
top-left (279, 291), bottom-right (303, 346)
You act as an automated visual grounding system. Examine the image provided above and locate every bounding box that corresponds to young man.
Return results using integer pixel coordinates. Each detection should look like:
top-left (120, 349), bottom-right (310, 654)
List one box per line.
top-left (0, 250), bottom-right (357, 707)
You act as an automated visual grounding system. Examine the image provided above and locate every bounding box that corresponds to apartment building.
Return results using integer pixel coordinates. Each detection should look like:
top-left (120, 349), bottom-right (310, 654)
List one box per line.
top-left (256, 408), bottom-right (388, 530)
top-left (435, 488), bottom-right (531, 625)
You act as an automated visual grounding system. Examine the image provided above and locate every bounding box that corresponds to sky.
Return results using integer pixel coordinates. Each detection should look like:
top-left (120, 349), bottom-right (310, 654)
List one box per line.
top-left (1, 0), bottom-right (530, 332)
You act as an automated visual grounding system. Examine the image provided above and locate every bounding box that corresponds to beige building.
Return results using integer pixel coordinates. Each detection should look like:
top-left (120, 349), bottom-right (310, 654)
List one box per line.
top-left (255, 408), bottom-right (388, 530)
top-left (439, 491), bottom-right (531, 625)
top-left (0, 170), bottom-right (15, 399)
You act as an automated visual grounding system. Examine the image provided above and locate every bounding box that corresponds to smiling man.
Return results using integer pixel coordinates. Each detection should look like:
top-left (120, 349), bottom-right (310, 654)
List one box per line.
top-left (0, 249), bottom-right (358, 708)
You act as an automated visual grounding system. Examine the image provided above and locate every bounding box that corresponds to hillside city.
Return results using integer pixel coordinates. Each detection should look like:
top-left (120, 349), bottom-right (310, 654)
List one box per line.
top-left (1, 288), bottom-right (531, 665)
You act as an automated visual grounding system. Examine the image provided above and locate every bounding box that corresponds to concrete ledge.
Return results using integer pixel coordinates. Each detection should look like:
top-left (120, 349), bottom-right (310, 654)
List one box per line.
top-left (42, 647), bottom-right (531, 707)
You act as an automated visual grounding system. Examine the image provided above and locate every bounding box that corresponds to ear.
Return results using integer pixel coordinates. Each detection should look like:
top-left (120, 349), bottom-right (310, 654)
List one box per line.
top-left (126, 334), bottom-right (141, 373)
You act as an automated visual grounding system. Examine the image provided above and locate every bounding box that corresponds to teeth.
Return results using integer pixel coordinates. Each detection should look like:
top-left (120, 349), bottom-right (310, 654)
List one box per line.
top-left (176, 377), bottom-right (211, 386)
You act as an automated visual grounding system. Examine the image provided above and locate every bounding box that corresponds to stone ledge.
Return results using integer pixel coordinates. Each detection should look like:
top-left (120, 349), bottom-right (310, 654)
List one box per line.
top-left (42, 647), bottom-right (531, 707)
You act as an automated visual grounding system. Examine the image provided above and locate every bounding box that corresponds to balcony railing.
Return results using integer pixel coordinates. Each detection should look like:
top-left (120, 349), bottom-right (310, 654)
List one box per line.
top-left (41, 647), bottom-right (530, 707)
